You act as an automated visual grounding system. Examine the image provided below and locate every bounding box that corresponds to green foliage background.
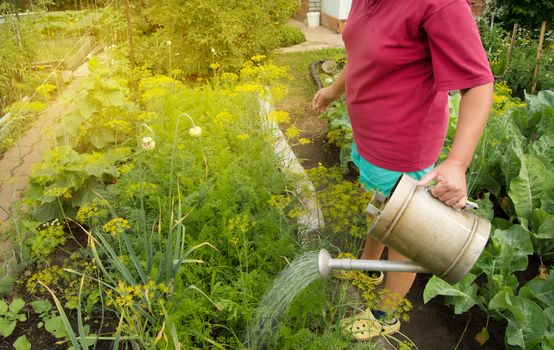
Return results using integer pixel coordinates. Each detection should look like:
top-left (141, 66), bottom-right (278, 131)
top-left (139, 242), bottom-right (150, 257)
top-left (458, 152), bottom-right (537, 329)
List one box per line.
top-left (492, 0), bottom-right (554, 29)
top-left (133, 0), bottom-right (299, 76)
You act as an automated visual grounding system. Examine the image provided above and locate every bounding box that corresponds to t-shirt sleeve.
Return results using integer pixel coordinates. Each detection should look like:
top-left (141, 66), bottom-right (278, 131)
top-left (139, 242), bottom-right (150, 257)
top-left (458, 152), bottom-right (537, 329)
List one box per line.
top-left (423, 0), bottom-right (494, 91)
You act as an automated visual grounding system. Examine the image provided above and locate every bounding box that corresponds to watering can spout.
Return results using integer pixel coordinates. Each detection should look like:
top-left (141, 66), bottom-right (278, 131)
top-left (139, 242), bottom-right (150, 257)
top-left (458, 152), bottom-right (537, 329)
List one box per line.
top-left (317, 249), bottom-right (429, 280)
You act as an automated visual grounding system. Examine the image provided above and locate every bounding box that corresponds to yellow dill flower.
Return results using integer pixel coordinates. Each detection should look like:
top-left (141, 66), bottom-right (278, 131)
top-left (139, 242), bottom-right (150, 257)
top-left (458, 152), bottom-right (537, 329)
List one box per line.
top-left (117, 163), bottom-right (135, 175)
top-left (210, 63), bottom-right (221, 70)
top-left (237, 133), bottom-right (249, 141)
top-left (36, 83), bottom-right (57, 99)
top-left (105, 119), bottom-right (133, 134)
top-left (103, 218), bottom-right (131, 236)
top-left (76, 198), bottom-right (109, 225)
top-left (251, 54), bottom-right (267, 62)
top-left (269, 110), bottom-right (290, 124)
top-left (26, 265), bottom-right (63, 294)
top-left (228, 213), bottom-right (254, 233)
top-left (268, 194), bottom-right (290, 210)
top-left (287, 207), bottom-right (307, 218)
top-left (142, 87), bottom-right (169, 101)
top-left (235, 83), bottom-right (264, 94)
top-left (221, 72), bottom-right (238, 84)
top-left (299, 138), bottom-right (311, 145)
top-left (285, 125), bottom-right (301, 139)
top-left (214, 111), bottom-right (233, 122)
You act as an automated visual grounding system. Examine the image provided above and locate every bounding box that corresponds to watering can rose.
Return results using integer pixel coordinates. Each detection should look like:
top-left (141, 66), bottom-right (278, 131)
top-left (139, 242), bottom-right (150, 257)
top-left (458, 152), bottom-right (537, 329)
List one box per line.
top-left (189, 126), bottom-right (202, 138)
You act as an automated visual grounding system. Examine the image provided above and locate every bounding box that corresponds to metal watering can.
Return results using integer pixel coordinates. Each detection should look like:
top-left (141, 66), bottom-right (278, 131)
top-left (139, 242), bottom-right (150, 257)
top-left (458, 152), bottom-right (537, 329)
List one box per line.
top-left (318, 174), bottom-right (491, 284)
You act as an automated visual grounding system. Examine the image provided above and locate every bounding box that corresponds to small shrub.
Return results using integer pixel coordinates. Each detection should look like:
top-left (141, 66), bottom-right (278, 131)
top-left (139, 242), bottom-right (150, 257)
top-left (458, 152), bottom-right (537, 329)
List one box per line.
top-left (275, 24), bottom-right (306, 48)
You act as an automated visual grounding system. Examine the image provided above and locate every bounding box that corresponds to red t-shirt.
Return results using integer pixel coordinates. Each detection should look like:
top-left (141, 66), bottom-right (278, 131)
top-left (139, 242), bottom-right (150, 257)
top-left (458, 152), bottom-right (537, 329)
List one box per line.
top-left (342, 0), bottom-right (494, 172)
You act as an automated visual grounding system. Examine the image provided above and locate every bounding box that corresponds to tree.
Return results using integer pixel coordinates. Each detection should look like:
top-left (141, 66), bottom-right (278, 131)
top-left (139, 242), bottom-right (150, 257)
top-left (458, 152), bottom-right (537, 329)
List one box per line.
top-left (494, 0), bottom-right (554, 29)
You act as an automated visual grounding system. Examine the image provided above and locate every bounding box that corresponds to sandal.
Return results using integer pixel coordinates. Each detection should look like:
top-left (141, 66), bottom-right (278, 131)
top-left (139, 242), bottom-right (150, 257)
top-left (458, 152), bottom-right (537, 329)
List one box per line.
top-left (341, 309), bottom-right (401, 341)
top-left (333, 270), bottom-right (384, 285)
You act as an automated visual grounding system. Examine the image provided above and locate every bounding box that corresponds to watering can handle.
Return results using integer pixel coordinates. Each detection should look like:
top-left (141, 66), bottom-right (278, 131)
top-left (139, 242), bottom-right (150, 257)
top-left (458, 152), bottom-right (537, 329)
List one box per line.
top-left (425, 187), bottom-right (479, 210)
top-left (366, 191), bottom-right (386, 217)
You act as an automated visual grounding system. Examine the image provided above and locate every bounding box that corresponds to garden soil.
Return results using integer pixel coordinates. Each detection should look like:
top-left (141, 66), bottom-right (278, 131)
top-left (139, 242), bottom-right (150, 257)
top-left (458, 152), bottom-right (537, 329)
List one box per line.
top-left (277, 20), bottom-right (507, 350)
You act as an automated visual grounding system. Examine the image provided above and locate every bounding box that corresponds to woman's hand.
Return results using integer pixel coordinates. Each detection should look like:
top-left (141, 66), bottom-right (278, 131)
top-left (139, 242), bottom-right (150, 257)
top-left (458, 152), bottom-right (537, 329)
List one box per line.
top-left (312, 86), bottom-right (342, 113)
top-left (417, 159), bottom-right (468, 208)
top-left (312, 64), bottom-right (347, 113)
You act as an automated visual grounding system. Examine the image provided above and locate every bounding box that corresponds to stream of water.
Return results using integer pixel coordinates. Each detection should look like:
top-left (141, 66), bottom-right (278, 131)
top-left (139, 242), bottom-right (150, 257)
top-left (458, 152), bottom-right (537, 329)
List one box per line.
top-left (246, 251), bottom-right (322, 349)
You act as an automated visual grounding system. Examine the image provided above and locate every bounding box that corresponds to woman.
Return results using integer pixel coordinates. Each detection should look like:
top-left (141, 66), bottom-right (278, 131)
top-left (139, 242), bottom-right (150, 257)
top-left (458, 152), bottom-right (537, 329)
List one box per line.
top-left (312, 0), bottom-right (494, 341)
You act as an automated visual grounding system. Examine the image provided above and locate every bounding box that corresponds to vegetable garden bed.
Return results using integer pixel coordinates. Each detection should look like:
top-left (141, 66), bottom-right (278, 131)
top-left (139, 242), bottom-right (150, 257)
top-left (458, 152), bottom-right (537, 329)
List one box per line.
top-left (1, 2), bottom-right (553, 349)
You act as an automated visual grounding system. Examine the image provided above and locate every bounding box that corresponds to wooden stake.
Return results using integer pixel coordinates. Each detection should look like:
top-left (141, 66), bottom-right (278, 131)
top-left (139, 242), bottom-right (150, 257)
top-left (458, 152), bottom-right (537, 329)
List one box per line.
top-left (504, 23), bottom-right (518, 75)
top-left (8, 0), bottom-right (22, 50)
top-left (531, 21), bottom-right (547, 94)
top-left (124, 0), bottom-right (136, 69)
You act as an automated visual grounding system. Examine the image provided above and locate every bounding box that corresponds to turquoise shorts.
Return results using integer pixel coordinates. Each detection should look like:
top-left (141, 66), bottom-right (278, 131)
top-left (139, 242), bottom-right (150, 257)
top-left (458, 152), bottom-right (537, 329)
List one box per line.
top-left (351, 143), bottom-right (434, 196)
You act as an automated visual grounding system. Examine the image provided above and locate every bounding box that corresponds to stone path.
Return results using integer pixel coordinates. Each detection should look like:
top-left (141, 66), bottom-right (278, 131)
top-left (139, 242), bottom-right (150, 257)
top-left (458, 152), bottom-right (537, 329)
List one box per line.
top-left (0, 61), bottom-right (91, 227)
top-left (280, 18), bottom-right (344, 53)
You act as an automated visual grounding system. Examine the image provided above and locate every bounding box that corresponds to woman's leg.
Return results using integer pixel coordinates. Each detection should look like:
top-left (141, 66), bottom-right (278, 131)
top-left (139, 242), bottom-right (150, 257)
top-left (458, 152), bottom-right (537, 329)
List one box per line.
top-left (361, 236), bottom-right (385, 260)
top-left (377, 249), bottom-right (417, 312)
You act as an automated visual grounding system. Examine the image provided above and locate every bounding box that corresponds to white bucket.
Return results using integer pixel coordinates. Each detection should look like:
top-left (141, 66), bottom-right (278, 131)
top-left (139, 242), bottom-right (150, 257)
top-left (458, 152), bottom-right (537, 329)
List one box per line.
top-left (307, 12), bottom-right (320, 28)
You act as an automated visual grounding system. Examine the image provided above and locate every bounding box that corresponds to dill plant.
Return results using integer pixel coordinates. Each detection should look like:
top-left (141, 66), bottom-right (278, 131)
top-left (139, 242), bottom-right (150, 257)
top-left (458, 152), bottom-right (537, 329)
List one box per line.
top-left (308, 165), bottom-right (373, 255)
top-left (43, 57), bottom-right (304, 348)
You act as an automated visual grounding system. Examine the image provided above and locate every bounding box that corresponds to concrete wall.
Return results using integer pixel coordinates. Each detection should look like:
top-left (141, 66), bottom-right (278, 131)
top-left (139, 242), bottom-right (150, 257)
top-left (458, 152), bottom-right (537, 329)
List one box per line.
top-left (321, 0), bottom-right (351, 20)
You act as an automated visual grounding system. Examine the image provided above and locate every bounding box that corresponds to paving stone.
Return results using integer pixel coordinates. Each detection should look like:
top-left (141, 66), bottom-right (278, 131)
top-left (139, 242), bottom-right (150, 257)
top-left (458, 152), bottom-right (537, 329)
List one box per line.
top-left (279, 18), bottom-right (344, 53)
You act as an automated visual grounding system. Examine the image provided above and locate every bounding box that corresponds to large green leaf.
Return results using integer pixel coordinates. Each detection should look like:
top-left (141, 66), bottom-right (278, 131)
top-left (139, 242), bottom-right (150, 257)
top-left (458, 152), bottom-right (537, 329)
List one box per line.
top-left (473, 192), bottom-right (495, 221)
top-left (0, 317), bottom-right (16, 337)
top-left (57, 112), bottom-right (85, 140)
top-left (531, 210), bottom-right (554, 239)
top-left (489, 291), bottom-right (548, 349)
top-left (525, 90), bottom-right (554, 138)
top-left (9, 299), bottom-right (25, 314)
top-left (511, 107), bottom-right (541, 141)
top-left (542, 305), bottom-right (554, 350)
top-left (546, 306), bottom-right (554, 330)
top-left (528, 135), bottom-right (554, 164)
top-left (88, 127), bottom-right (115, 149)
top-left (519, 275), bottom-right (554, 309)
top-left (508, 154), bottom-right (547, 228)
top-left (13, 335), bottom-right (31, 350)
top-left (70, 178), bottom-right (105, 208)
top-left (526, 90), bottom-right (554, 113)
top-left (500, 140), bottom-right (523, 192)
top-left (33, 201), bottom-right (65, 222)
top-left (538, 109), bottom-right (554, 139)
top-left (423, 274), bottom-right (479, 314)
top-left (44, 315), bottom-right (69, 339)
top-left (473, 225), bottom-right (533, 290)
top-left (93, 88), bottom-right (124, 107)
top-left (484, 274), bottom-right (519, 306)
top-left (541, 178), bottom-right (554, 212)
top-left (0, 299), bottom-right (8, 314)
top-left (530, 210), bottom-right (554, 259)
